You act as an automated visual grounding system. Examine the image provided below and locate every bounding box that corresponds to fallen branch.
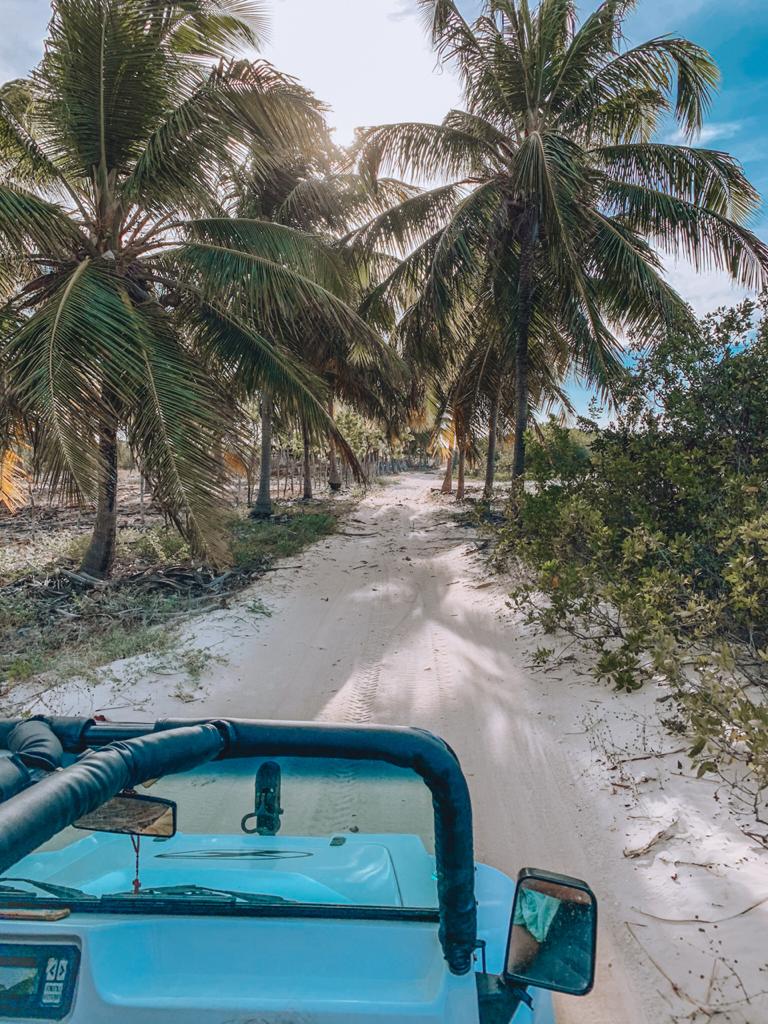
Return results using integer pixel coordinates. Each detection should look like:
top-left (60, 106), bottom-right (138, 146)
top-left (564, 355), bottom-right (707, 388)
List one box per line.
top-left (632, 893), bottom-right (768, 925)
top-left (624, 922), bottom-right (705, 1010)
top-left (623, 819), bottom-right (678, 858)
top-left (613, 747), bottom-right (687, 766)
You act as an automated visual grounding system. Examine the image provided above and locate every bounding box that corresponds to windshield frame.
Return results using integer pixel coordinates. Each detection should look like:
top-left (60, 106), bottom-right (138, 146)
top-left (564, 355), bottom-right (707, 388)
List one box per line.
top-left (0, 717), bottom-right (476, 975)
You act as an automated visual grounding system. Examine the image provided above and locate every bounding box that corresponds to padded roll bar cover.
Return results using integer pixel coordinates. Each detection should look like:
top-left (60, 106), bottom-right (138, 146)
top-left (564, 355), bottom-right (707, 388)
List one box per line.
top-left (8, 720), bottom-right (64, 771)
top-left (38, 716), bottom-right (96, 751)
top-left (0, 756), bottom-right (33, 803)
top-left (0, 745), bottom-right (131, 873)
top-left (0, 717), bottom-right (94, 751)
top-left (113, 720), bottom-right (231, 783)
top-left (0, 724), bottom-right (227, 875)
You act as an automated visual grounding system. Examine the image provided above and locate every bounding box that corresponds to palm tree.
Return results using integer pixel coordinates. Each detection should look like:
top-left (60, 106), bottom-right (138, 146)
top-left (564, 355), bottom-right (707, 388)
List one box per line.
top-left (226, 144), bottom-right (409, 510)
top-left (0, 0), bottom-right (382, 576)
top-left (355, 0), bottom-right (768, 480)
top-left (353, 189), bottom-right (579, 498)
top-left (444, 332), bottom-right (572, 499)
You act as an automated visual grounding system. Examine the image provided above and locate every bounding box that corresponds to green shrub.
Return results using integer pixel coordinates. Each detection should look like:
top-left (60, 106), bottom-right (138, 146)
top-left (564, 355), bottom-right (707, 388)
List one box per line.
top-left (119, 527), bottom-right (191, 563)
top-left (497, 297), bottom-right (768, 792)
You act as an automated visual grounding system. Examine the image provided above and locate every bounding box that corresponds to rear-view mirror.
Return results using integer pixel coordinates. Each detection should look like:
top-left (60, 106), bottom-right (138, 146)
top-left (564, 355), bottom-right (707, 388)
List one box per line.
top-left (74, 793), bottom-right (177, 838)
top-left (505, 868), bottom-right (597, 997)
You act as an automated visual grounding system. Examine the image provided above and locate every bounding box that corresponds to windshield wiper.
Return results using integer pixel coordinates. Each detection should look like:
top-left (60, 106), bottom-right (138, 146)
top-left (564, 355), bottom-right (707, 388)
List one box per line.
top-left (104, 884), bottom-right (296, 904)
top-left (0, 877), bottom-right (94, 900)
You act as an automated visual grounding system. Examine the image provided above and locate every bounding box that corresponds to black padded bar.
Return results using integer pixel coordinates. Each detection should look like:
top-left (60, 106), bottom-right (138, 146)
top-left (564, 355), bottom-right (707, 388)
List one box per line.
top-left (0, 723), bottom-right (227, 879)
top-left (0, 717), bottom-right (477, 975)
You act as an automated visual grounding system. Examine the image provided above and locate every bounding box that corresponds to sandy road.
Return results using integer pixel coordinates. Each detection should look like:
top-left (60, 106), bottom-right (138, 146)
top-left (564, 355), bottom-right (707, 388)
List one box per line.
top-left (176, 472), bottom-right (655, 1024)
top-left (22, 473), bottom-right (671, 1022)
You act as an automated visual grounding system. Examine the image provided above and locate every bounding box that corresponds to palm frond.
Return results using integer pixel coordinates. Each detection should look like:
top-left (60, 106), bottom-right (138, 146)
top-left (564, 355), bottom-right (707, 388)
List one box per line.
top-left (586, 210), bottom-right (693, 337)
top-left (605, 181), bottom-right (768, 289)
top-left (178, 295), bottom-right (364, 478)
top-left (0, 182), bottom-right (86, 257)
top-left (185, 217), bottom-right (348, 294)
top-left (346, 183), bottom-right (467, 256)
top-left (152, 0), bottom-right (269, 58)
top-left (4, 261), bottom-right (144, 497)
top-left (122, 294), bottom-right (232, 560)
top-left (0, 85), bottom-right (64, 189)
top-left (172, 240), bottom-right (380, 347)
top-left (356, 121), bottom-right (499, 184)
top-left (595, 143), bottom-right (759, 222)
top-left (558, 36), bottom-right (719, 142)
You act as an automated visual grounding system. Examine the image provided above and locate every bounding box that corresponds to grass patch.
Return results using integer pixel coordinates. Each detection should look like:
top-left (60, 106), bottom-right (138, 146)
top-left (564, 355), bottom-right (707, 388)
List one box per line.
top-left (64, 526), bottom-right (191, 567)
top-left (0, 498), bottom-right (347, 693)
top-left (231, 505), bottom-right (339, 565)
top-left (0, 588), bottom-right (182, 685)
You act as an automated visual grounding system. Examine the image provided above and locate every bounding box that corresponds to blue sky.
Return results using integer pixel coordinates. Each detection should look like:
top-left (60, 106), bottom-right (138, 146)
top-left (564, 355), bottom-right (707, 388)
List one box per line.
top-left (600, 0), bottom-right (768, 234)
top-left (2, 0), bottom-right (766, 413)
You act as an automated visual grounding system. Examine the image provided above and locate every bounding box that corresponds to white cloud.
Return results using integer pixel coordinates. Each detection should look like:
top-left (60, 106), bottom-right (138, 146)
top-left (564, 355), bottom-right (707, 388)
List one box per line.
top-left (264, 0), bottom-right (460, 146)
top-left (663, 256), bottom-right (753, 315)
top-left (664, 121), bottom-right (743, 146)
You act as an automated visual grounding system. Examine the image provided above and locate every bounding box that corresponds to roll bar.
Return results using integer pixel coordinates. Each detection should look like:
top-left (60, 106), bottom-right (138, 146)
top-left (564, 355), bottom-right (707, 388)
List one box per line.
top-left (0, 717), bottom-right (477, 975)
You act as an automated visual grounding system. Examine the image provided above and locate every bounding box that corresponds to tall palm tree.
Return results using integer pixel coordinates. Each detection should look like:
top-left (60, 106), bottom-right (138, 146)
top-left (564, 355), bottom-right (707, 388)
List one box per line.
top-left (0, 0), bottom-right (382, 576)
top-left (226, 143), bottom-right (408, 510)
top-left (355, 0), bottom-right (768, 479)
top-left (353, 186), bottom-right (580, 497)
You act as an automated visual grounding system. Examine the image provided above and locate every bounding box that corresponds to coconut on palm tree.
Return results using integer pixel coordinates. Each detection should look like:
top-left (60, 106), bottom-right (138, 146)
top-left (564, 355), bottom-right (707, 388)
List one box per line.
top-left (0, 0), bottom-right (386, 576)
top-left (354, 0), bottom-right (768, 482)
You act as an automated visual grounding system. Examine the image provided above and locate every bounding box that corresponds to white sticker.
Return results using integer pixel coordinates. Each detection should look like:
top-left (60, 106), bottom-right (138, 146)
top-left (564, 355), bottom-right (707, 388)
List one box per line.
top-left (41, 981), bottom-right (64, 1005)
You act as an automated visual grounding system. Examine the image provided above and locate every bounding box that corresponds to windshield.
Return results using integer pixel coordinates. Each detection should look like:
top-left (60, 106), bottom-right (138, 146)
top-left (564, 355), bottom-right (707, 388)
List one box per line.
top-left (0, 756), bottom-right (438, 915)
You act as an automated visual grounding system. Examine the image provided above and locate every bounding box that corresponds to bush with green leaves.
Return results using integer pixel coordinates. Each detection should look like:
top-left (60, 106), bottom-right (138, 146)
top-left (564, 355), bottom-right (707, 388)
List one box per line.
top-left (496, 297), bottom-right (768, 803)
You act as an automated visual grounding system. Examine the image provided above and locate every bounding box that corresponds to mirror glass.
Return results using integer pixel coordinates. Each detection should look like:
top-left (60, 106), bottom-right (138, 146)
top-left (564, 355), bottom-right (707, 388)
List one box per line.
top-left (505, 874), bottom-right (596, 996)
top-left (74, 794), bottom-right (176, 837)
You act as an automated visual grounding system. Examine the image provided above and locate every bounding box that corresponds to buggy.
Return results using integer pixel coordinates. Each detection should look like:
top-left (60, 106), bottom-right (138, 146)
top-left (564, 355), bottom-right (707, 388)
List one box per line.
top-left (0, 717), bottom-right (597, 1022)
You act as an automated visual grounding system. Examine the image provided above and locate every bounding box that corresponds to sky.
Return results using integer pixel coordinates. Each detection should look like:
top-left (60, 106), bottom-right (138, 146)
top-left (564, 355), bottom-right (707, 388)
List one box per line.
top-left (2, 0), bottom-right (767, 411)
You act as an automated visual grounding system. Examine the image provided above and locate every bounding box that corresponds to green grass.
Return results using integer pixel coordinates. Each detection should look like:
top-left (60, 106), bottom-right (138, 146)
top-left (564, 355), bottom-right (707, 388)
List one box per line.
top-left (230, 504), bottom-right (340, 565)
top-left (0, 588), bottom-right (180, 685)
top-left (0, 500), bottom-right (346, 690)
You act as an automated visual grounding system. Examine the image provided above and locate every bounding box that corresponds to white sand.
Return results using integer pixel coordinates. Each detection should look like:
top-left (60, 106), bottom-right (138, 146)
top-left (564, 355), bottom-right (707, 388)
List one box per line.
top-left (10, 473), bottom-right (767, 1024)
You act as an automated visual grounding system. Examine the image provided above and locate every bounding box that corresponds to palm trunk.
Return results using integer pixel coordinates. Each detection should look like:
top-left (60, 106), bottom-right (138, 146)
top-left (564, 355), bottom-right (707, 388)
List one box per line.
top-left (327, 396), bottom-right (341, 492)
top-left (251, 396), bottom-right (273, 518)
top-left (441, 449), bottom-right (454, 494)
top-left (456, 446), bottom-right (466, 499)
top-left (512, 213), bottom-right (538, 481)
top-left (483, 391), bottom-right (500, 500)
top-left (301, 416), bottom-right (312, 500)
top-left (80, 414), bottom-right (119, 579)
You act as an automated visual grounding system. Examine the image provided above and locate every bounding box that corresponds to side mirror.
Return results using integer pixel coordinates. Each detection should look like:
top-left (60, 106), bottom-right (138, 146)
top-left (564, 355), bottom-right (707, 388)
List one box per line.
top-left (504, 868), bottom-right (597, 997)
top-left (74, 792), bottom-right (177, 838)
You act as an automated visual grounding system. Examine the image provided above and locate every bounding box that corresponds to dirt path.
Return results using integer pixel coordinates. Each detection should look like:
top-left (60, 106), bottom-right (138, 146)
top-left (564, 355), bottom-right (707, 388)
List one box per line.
top-left (16, 473), bottom-right (767, 1023)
